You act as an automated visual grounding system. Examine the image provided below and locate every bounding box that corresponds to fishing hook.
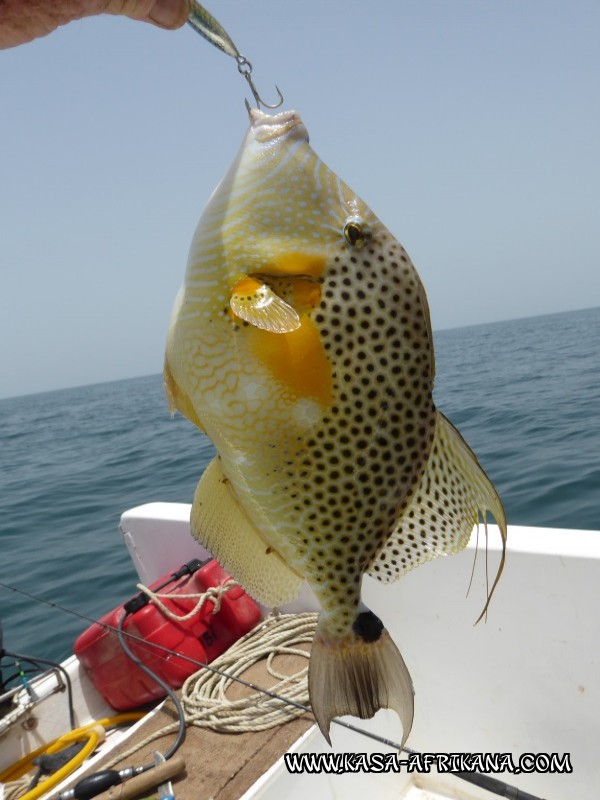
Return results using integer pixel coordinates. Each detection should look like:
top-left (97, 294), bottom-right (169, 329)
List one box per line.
top-left (187, 0), bottom-right (284, 112)
top-left (236, 56), bottom-right (284, 112)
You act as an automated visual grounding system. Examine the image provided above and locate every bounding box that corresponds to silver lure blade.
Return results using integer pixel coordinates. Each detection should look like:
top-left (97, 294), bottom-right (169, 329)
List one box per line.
top-left (187, 0), bottom-right (240, 59)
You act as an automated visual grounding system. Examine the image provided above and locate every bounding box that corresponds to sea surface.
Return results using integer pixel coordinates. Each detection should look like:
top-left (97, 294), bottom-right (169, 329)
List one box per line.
top-left (1, 306), bottom-right (598, 666)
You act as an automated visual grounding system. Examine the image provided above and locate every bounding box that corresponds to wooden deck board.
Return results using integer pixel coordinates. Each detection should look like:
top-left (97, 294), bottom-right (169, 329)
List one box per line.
top-left (62, 652), bottom-right (314, 800)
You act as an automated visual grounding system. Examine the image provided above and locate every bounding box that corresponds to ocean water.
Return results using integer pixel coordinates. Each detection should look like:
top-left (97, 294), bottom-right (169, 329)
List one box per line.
top-left (1, 306), bottom-right (598, 665)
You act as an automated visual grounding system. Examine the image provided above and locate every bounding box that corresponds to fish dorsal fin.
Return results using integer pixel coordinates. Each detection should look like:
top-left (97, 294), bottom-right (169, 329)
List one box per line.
top-left (367, 412), bottom-right (507, 615)
top-left (190, 456), bottom-right (303, 607)
top-left (230, 276), bottom-right (301, 333)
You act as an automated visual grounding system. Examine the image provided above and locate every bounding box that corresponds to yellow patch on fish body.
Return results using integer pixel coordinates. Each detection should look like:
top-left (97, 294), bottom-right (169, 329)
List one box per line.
top-left (247, 318), bottom-right (333, 406)
top-left (164, 109), bottom-right (506, 745)
top-left (265, 252), bottom-right (327, 277)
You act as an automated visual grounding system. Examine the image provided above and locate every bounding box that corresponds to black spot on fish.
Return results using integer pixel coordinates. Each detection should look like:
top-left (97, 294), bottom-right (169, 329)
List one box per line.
top-left (353, 610), bottom-right (384, 642)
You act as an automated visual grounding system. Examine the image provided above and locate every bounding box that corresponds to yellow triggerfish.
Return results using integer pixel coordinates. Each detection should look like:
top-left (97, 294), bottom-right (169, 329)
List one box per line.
top-left (164, 109), bottom-right (506, 746)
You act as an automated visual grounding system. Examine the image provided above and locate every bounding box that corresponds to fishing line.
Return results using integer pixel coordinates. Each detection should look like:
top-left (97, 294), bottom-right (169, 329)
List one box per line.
top-left (0, 580), bottom-right (547, 800)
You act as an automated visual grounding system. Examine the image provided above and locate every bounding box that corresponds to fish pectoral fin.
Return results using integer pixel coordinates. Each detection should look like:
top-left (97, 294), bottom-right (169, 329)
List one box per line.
top-left (191, 456), bottom-right (304, 607)
top-left (230, 277), bottom-right (301, 333)
top-left (367, 412), bottom-right (507, 617)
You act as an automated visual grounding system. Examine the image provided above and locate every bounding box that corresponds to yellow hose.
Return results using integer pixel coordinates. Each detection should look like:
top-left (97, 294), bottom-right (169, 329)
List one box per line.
top-left (14, 727), bottom-right (102, 800)
top-left (0, 712), bottom-right (145, 793)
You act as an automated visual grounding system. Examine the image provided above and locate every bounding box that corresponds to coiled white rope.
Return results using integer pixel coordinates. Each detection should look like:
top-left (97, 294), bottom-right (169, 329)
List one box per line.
top-left (181, 612), bottom-right (317, 732)
top-left (3, 775), bottom-right (30, 800)
top-left (101, 611), bottom-right (318, 769)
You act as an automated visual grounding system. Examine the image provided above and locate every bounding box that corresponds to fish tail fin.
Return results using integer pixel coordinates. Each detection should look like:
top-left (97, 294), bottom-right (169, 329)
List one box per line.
top-left (308, 611), bottom-right (414, 746)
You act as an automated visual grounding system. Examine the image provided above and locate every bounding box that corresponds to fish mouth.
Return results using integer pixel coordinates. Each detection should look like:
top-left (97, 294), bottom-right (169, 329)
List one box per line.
top-left (249, 109), bottom-right (309, 144)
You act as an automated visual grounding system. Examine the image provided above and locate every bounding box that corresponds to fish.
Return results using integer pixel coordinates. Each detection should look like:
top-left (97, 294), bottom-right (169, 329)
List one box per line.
top-left (164, 109), bottom-right (507, 746)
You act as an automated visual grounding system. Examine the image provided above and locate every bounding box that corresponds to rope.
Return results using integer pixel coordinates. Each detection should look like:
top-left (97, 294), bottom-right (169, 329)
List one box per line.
top-left (182, 612), bottom-right (317, 732)
top-left (3, 776), bottom-right (30, 800)
top-left (100, 612), bottom-right (318, 769)
top-left (135, 579), bottom-right (238, 622)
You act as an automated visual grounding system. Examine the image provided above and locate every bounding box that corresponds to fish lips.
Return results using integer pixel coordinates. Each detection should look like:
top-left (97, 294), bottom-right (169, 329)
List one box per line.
top-left (249, 108), bottom-right (309, 145)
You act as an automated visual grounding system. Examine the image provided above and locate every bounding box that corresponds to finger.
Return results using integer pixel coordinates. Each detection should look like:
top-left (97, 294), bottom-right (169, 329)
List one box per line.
top-left (105, 0), bottom-right (189, 30)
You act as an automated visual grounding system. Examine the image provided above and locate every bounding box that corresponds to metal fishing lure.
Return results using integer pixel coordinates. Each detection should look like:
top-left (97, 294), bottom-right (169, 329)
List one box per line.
top-left (187, 0), bottom-right (284, 111)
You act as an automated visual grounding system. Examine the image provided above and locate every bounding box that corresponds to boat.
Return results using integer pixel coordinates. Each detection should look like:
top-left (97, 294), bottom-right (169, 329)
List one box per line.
top-left (1, 501), bottom-right (598, 799)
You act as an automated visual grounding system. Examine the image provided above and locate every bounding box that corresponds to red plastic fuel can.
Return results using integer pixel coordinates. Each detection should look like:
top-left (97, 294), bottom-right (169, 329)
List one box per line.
top-left (74, 559), bottom-right (261, 710)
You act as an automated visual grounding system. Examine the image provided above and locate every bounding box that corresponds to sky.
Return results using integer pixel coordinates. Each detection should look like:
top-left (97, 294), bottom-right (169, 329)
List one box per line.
top-left (1, 0), bottom-right (599, 399)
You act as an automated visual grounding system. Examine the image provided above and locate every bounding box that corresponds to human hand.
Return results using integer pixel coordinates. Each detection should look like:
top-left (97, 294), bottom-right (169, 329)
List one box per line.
top-left (0, 0), bottom-right (189, 49)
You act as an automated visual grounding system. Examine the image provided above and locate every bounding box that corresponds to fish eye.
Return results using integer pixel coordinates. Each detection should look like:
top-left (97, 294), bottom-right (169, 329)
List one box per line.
top-left (343, 219), bottom-right (370, 248)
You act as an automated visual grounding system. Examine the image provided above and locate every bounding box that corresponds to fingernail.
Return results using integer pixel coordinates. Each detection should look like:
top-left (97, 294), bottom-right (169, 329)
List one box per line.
top-left (149, 0), bottom-right (187, 29)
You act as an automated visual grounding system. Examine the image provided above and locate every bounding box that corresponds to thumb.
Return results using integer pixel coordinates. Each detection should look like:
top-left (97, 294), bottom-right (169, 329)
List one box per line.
top-left (145, 0), bottom-right (189, 30)
top-left (106, 0), bottom-right (189, 30)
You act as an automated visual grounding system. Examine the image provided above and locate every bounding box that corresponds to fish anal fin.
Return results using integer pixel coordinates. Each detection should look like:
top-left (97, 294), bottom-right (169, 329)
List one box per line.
top-left (230, 276), bottom-right (301, 333)
top-left (367, 412), bottom-right (507, 613)
top-left (308, 621), bottom-right (414, 747)
top-left (191, 456), bottom-right (303, 607)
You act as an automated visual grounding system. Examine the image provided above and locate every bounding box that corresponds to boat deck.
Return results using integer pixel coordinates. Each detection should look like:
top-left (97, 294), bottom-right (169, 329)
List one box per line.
top-left (58, 652), bottom-right (314, 800)
top-left (89, 701), bottom-right (312, 800)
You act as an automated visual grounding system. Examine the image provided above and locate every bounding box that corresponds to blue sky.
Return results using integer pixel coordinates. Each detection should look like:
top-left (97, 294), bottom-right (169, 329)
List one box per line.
top-left (1, 0), bottom-right (599, 398)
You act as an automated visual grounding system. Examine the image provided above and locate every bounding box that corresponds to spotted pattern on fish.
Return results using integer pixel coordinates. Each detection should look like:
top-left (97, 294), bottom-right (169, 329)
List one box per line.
top-left (245, 232), bottom-right (438, 636)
